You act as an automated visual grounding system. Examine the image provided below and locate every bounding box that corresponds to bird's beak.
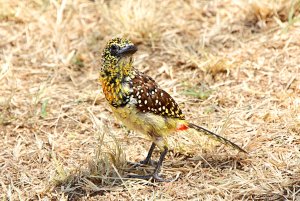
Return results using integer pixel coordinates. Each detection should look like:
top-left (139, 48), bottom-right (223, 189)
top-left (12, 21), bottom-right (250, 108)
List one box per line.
top-left (117, 44), bottom-right (138, 56)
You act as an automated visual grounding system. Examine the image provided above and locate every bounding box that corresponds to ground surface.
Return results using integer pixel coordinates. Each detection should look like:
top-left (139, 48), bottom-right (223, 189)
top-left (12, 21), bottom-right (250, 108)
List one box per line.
top-left (1, 0), bottom-right (300, 200)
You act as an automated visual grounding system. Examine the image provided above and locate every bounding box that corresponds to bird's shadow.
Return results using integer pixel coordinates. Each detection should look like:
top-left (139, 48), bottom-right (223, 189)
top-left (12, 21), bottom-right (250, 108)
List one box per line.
top-left (170, 152), bottom-right (247, 170)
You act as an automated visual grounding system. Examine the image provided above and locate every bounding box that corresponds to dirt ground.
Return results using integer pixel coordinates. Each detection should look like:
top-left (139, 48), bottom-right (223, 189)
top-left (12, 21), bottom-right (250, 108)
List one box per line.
top-left (1, 0), bottom-right (300, 200)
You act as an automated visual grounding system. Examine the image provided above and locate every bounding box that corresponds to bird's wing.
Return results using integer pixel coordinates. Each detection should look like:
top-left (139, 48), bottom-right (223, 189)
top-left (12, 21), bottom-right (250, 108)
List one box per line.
top-left (131, 71), bottom-right (185, 120)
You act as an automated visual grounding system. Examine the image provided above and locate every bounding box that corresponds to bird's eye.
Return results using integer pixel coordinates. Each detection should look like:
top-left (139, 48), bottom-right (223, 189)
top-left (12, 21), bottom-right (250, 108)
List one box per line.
top-left (110, 44), bottom-right (119, 56)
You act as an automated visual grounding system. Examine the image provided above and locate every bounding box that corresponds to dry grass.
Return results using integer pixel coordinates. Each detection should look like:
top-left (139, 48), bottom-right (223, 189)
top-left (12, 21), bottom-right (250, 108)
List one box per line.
top-left (1, 0), bottom-right (300, 200)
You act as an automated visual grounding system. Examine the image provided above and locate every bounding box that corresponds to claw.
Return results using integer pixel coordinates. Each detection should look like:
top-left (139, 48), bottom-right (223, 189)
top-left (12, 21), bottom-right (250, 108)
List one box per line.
top-left (127, 160), bottom-right (157, 169)
top-left (152, 173), bottom-right (173, 182)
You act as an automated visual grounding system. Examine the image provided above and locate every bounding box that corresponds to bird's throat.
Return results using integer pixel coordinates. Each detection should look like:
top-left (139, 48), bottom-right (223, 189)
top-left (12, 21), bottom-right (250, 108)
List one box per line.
top-left (100, 57), bottom-right (134, 107)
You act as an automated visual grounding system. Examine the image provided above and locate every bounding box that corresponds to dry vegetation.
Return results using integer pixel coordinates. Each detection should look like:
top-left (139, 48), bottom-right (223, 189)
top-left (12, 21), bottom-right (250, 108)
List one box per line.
top-left (1, 0), bottom-right (300, 200)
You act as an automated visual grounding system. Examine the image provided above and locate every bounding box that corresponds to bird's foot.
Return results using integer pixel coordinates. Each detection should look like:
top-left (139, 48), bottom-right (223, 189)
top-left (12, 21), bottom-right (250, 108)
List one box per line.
top-left (127, 160), bottom-right (157, 168)
top-left (139, 159), bottom-right (157, 166)
top-left (127, 173), bottom-right (179, 182)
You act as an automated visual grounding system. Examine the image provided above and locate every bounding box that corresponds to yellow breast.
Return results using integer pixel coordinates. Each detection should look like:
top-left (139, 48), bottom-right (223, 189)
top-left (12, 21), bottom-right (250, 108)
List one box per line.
top-left (110, 104), bottom-right (185, 149)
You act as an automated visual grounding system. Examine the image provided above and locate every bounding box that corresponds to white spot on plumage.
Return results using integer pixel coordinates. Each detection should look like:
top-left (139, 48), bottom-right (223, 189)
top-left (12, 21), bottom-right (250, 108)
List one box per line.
top-left (124, 76), bottom-right (131, 82)
top-left (144, 100), bottom-right (147, 104)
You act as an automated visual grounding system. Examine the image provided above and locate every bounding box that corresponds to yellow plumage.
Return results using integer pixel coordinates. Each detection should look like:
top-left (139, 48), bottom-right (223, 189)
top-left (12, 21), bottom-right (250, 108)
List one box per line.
top-left (111, 104), bottom-right (186, 150)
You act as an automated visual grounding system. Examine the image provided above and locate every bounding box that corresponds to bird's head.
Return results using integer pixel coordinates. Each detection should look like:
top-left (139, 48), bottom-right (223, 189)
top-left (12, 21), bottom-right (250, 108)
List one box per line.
top-left (101, 38), bottom-right (137, 77)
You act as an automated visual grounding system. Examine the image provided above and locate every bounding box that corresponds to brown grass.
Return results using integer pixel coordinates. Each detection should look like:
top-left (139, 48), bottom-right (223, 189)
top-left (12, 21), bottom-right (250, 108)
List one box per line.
top-left (1, 0), bottom-right (300, 200)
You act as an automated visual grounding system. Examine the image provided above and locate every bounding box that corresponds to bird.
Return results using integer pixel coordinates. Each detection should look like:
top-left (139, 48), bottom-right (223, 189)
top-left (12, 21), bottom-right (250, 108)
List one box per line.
top-left (99, 37), bottom-right (247, 182)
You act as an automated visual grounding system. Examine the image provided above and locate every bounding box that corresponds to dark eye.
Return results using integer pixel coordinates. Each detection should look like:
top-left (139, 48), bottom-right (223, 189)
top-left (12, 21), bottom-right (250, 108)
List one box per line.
top-left (110, 44), bottom-right (119, 56)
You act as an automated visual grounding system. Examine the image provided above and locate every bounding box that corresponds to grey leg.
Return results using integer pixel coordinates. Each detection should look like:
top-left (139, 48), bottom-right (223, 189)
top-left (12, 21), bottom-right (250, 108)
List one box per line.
top-left (140, 142), bottom-right (156, 165)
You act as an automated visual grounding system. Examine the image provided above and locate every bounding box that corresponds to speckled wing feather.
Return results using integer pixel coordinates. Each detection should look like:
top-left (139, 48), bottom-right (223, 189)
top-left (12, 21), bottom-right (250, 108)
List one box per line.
top-left (131, 70), bottom-right (185, 120)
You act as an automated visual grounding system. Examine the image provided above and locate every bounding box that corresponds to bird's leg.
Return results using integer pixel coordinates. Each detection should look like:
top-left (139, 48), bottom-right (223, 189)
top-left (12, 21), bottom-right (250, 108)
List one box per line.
top-left (128, 146), bottom-right (173, 182)
top-left (139, 142), bottom-right (156, 165)
top-left (129, 143), bottom-right (156, 168)
top-left (151, 146), bottom-right (168, 181)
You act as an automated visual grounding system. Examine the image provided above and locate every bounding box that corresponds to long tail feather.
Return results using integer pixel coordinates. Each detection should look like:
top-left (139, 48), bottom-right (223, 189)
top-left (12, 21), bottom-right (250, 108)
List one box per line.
top-left (188, 123), bottom-right (247, 153)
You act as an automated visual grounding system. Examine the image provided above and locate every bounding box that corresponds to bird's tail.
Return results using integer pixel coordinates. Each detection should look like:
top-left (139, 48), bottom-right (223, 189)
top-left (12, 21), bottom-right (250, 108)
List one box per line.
top-left (188, 123), bottom-right (247, 153)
